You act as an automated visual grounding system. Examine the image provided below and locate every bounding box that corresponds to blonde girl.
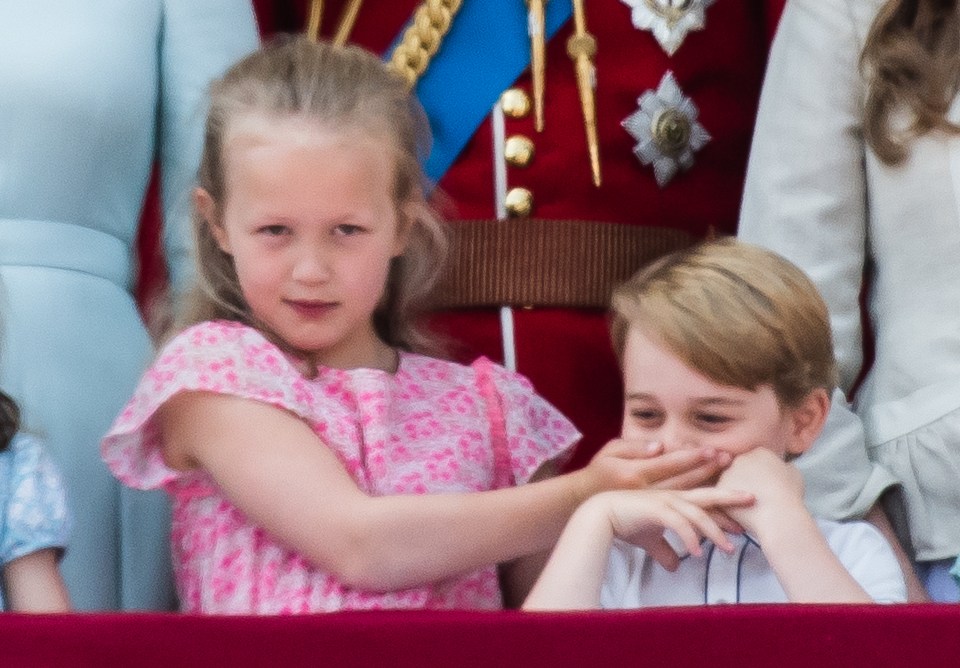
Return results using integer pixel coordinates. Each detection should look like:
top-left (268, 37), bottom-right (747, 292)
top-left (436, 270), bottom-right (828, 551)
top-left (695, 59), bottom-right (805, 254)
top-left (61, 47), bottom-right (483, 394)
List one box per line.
top-left (101, 37), bottom-right (727, 614)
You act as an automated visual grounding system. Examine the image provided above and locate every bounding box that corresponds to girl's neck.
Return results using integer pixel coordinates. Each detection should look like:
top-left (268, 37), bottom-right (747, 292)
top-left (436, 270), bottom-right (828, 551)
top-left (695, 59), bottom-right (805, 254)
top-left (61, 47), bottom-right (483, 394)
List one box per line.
top-left (306, 334), bottom-right (399, 374)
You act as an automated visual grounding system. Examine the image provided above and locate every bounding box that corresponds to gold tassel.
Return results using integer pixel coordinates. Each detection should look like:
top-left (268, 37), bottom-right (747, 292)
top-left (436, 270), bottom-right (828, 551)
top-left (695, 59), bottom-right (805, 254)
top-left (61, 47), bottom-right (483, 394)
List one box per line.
top-left (567, 0), bottom-right (601, 187)
top-left (526, 0), bottom-right (547, 132)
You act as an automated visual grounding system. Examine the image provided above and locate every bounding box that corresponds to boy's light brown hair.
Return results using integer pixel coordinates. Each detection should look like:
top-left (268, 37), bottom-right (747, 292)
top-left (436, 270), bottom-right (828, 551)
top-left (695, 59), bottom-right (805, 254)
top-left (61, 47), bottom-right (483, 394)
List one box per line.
top-left (610, 237), bottom-right (838, 407)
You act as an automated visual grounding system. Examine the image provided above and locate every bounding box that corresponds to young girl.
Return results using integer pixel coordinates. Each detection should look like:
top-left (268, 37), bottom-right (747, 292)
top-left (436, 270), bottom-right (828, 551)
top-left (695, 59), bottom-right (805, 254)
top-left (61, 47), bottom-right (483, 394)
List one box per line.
top-left (0, 388), bottom-right (71, 612)
top-left (524, 239), bottom-right (907, 609)
top-left (101, 37), bottom-right (727, 614)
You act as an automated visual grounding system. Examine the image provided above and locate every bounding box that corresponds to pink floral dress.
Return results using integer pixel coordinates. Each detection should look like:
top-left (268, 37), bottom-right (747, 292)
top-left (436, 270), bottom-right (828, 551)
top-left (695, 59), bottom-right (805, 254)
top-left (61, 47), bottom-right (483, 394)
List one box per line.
top-left (101, 321), bottom-right (580, 614)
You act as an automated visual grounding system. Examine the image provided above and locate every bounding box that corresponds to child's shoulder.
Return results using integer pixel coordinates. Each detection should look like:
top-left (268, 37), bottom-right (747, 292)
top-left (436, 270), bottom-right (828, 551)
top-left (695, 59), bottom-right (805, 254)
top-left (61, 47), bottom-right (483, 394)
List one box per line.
top-left (814, 518), bottom-right (908, 603)
top-left (165, 320), bottom-right (270, 353)
top-left (814, 517), bottom-right (898, 567)
top-left (815, 517), bottom-right (886, 546)
top-left (158, 320), bottom-right (300, 374)
top-left (2, 433), bottom-right (46, 468)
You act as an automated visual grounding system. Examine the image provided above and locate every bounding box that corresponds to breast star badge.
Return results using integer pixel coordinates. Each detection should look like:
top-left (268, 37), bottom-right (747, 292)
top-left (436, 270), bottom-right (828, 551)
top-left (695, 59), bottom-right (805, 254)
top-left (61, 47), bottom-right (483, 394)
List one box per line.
top-left (622, 71), bottom-right (711, 188)
top-left (620, 0), bottom-right (716, 56)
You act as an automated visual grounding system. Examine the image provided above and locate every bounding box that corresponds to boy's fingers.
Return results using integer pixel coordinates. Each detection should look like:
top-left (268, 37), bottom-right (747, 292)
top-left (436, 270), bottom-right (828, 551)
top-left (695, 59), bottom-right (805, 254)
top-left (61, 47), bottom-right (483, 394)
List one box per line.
top-left (706, 509), bottom-right (745, 536)
top-left (644, 536), bottom-right (682, 572)
top-left (668, 497), bottom-right (734, 554)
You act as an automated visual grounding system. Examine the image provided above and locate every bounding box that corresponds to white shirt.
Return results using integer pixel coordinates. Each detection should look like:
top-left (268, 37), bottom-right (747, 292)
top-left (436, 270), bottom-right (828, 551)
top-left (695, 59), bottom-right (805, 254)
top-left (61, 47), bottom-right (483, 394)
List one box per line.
top-left (599, 519), bottom-right (907, 607)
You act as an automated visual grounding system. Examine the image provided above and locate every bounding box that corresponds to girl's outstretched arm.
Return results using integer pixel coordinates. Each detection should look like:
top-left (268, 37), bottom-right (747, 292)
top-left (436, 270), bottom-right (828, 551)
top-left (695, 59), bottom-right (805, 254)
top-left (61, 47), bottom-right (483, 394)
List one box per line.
top-left (4, 549), bottom-right (71, 612)
top-left (160, 391), bottom-right (724, 592)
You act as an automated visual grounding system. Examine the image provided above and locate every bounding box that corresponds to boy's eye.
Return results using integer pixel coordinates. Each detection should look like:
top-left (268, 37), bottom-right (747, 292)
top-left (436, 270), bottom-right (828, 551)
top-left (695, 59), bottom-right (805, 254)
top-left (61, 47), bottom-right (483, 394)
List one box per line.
top-left (695, 413), bottom-right (733, 428)
top-left (629, 409), bottom-right (662, 424)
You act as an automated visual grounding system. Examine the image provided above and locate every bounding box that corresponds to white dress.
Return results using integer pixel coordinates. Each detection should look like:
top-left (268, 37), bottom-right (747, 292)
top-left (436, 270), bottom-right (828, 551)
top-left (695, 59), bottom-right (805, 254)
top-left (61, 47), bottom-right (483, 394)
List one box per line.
top-left (740, 0), bottom-right (960, 562)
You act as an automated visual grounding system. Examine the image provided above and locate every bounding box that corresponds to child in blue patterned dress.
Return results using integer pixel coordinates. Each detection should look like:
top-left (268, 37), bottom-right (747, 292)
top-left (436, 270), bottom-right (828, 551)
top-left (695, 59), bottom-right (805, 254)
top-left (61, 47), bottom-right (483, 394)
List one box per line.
top-left (0, 388), bottom-right (70, 611)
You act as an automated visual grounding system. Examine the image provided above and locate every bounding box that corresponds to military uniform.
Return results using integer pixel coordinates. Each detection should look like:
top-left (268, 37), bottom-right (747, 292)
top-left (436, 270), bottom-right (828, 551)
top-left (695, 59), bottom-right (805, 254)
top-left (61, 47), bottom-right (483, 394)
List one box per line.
top-left (253, 0), bottom-right (785, 469)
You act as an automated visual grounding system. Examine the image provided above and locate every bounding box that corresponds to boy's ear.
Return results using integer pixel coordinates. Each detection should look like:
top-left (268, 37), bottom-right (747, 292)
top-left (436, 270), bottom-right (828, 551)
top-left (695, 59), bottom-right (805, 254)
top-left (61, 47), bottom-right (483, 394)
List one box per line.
top-left (784, 388), bottom-right (831, 457)
top-left (194, 187), bottom-right (230, 254)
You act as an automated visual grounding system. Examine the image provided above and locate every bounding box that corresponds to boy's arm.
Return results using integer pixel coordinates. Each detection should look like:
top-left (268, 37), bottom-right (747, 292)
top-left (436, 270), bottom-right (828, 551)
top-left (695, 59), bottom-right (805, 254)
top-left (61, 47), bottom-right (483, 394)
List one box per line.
top-left (523, 489), bottom-right (753, 610)
top-left (522, 494), bottom-right (619, 610)
top-left (717, 449), bottom-right (872, 603)
top-left (754, 505), bottom-right (873, 603)
top-left (501, 449), bottom-right (734, 607)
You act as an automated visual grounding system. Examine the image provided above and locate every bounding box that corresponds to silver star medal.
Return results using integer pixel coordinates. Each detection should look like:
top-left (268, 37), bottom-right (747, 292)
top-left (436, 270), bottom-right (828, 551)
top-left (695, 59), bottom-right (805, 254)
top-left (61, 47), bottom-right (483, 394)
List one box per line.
top-left (622, 71), bottom-right (711, 188)
top-left (620, 0), bottom-right (716, 56)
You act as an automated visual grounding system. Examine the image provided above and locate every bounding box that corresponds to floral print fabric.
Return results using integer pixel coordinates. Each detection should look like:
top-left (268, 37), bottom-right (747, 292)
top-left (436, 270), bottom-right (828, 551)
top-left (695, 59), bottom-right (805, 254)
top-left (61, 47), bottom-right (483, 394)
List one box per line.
top-left (0, 433), bottom-right (70, 611)
top-left (102, 320), bottom-right (579, 613)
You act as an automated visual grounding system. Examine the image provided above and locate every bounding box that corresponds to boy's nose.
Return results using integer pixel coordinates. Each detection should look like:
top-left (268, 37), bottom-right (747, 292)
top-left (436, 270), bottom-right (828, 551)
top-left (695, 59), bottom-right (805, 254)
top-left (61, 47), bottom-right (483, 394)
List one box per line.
top-left (658, 423), bottom-right (699, 453)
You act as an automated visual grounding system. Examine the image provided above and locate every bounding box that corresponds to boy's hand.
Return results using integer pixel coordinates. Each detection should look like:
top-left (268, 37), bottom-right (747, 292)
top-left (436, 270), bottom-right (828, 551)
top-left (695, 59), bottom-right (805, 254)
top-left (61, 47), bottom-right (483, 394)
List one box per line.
top-left (601, 488), bottom-right (755, 571)
top-left (714, 448), bottom-right (805, 536)
top-left (579, 439), bottom-right (733, 499)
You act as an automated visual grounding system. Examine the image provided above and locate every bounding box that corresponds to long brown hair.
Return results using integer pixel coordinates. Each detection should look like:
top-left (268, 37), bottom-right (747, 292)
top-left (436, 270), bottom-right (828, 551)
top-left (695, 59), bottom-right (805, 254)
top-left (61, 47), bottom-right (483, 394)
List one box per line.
top-left (862, 0), bottom-right (960, 165)
top-left (176, 37), bottom-right (449, 363)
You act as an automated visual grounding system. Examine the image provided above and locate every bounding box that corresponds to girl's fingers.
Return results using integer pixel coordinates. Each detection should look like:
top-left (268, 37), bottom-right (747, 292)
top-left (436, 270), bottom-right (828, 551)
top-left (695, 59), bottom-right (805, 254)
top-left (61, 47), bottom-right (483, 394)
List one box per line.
top-left (636, 448), bottom-right (724, 487)
top-left (650, 460), bottom-right (723, 490)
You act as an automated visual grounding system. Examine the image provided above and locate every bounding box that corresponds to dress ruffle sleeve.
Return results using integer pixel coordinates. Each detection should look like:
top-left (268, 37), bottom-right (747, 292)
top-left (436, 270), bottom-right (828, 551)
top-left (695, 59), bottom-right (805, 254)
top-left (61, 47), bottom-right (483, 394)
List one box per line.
top-left (1, 434), bottom-right (71, 565)
top-left (473, 357), bottom-right (581, 485)
top-left (101, 321), bottom-right (316, 491)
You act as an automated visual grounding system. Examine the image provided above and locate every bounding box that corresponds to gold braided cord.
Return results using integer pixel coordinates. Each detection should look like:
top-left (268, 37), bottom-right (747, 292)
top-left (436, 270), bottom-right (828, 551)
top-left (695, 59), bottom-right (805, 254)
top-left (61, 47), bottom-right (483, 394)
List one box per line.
top-left (388, 0), bottom-right (464, 88)
top-left (306, 0), bottom-right (323, 41)
top-left (332, 0), bottom-right (365, 46)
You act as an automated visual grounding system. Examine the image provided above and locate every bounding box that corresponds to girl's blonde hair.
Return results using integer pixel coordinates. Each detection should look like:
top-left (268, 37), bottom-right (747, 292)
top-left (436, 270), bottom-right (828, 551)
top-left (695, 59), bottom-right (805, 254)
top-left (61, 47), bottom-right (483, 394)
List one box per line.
top-left (176, 37), bottom-right (448, 360)
top-left (610, 238), bottom-right (837, 408)
top-left (862, 0), bottom-right (960, 165)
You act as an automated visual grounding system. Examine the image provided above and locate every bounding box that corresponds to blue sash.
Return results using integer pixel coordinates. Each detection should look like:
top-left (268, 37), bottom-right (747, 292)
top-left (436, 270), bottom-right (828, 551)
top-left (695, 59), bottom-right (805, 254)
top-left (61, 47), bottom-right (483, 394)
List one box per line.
top-left (390, 1), bottom-right (573, 182)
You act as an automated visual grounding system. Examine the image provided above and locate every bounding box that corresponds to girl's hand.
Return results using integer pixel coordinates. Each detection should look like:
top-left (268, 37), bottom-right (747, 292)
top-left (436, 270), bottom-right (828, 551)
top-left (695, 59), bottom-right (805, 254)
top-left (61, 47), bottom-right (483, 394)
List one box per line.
top-left (577, 439), bottom-right (733, 500)
top-left (601, 488), bottom-right (755, 571)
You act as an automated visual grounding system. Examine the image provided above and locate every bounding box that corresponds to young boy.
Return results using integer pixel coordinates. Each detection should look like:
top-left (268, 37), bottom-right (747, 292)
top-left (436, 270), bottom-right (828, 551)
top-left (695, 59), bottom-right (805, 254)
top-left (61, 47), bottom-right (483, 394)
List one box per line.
top-left (523, 239), bottom-right (908, 609)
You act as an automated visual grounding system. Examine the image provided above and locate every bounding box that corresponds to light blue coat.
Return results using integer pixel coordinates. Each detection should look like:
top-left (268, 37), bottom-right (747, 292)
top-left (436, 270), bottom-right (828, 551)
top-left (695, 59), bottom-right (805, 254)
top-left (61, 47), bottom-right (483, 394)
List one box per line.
top-left (0, 1), bottom-right (259, 609)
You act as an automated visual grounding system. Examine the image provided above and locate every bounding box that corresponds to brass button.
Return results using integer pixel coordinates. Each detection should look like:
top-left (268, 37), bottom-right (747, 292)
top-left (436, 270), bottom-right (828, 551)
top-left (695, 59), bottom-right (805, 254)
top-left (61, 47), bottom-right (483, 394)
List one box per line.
top-left (504, 187), bottom-right (533, 217)
top-left (500, 88), bottom-right (532, 119)
top-left (504, 135), bottom-right (535, 168)
top-left (651, 108), bottom-right (692, 157)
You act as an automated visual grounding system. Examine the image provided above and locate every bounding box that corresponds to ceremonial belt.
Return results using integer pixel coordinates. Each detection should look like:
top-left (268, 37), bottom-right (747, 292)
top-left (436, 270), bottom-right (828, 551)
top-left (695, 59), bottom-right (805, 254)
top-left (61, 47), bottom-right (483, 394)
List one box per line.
top-left (402, 0), bottom-right (573, 182)
top-left (433, 220), bottom-right (694, 310)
